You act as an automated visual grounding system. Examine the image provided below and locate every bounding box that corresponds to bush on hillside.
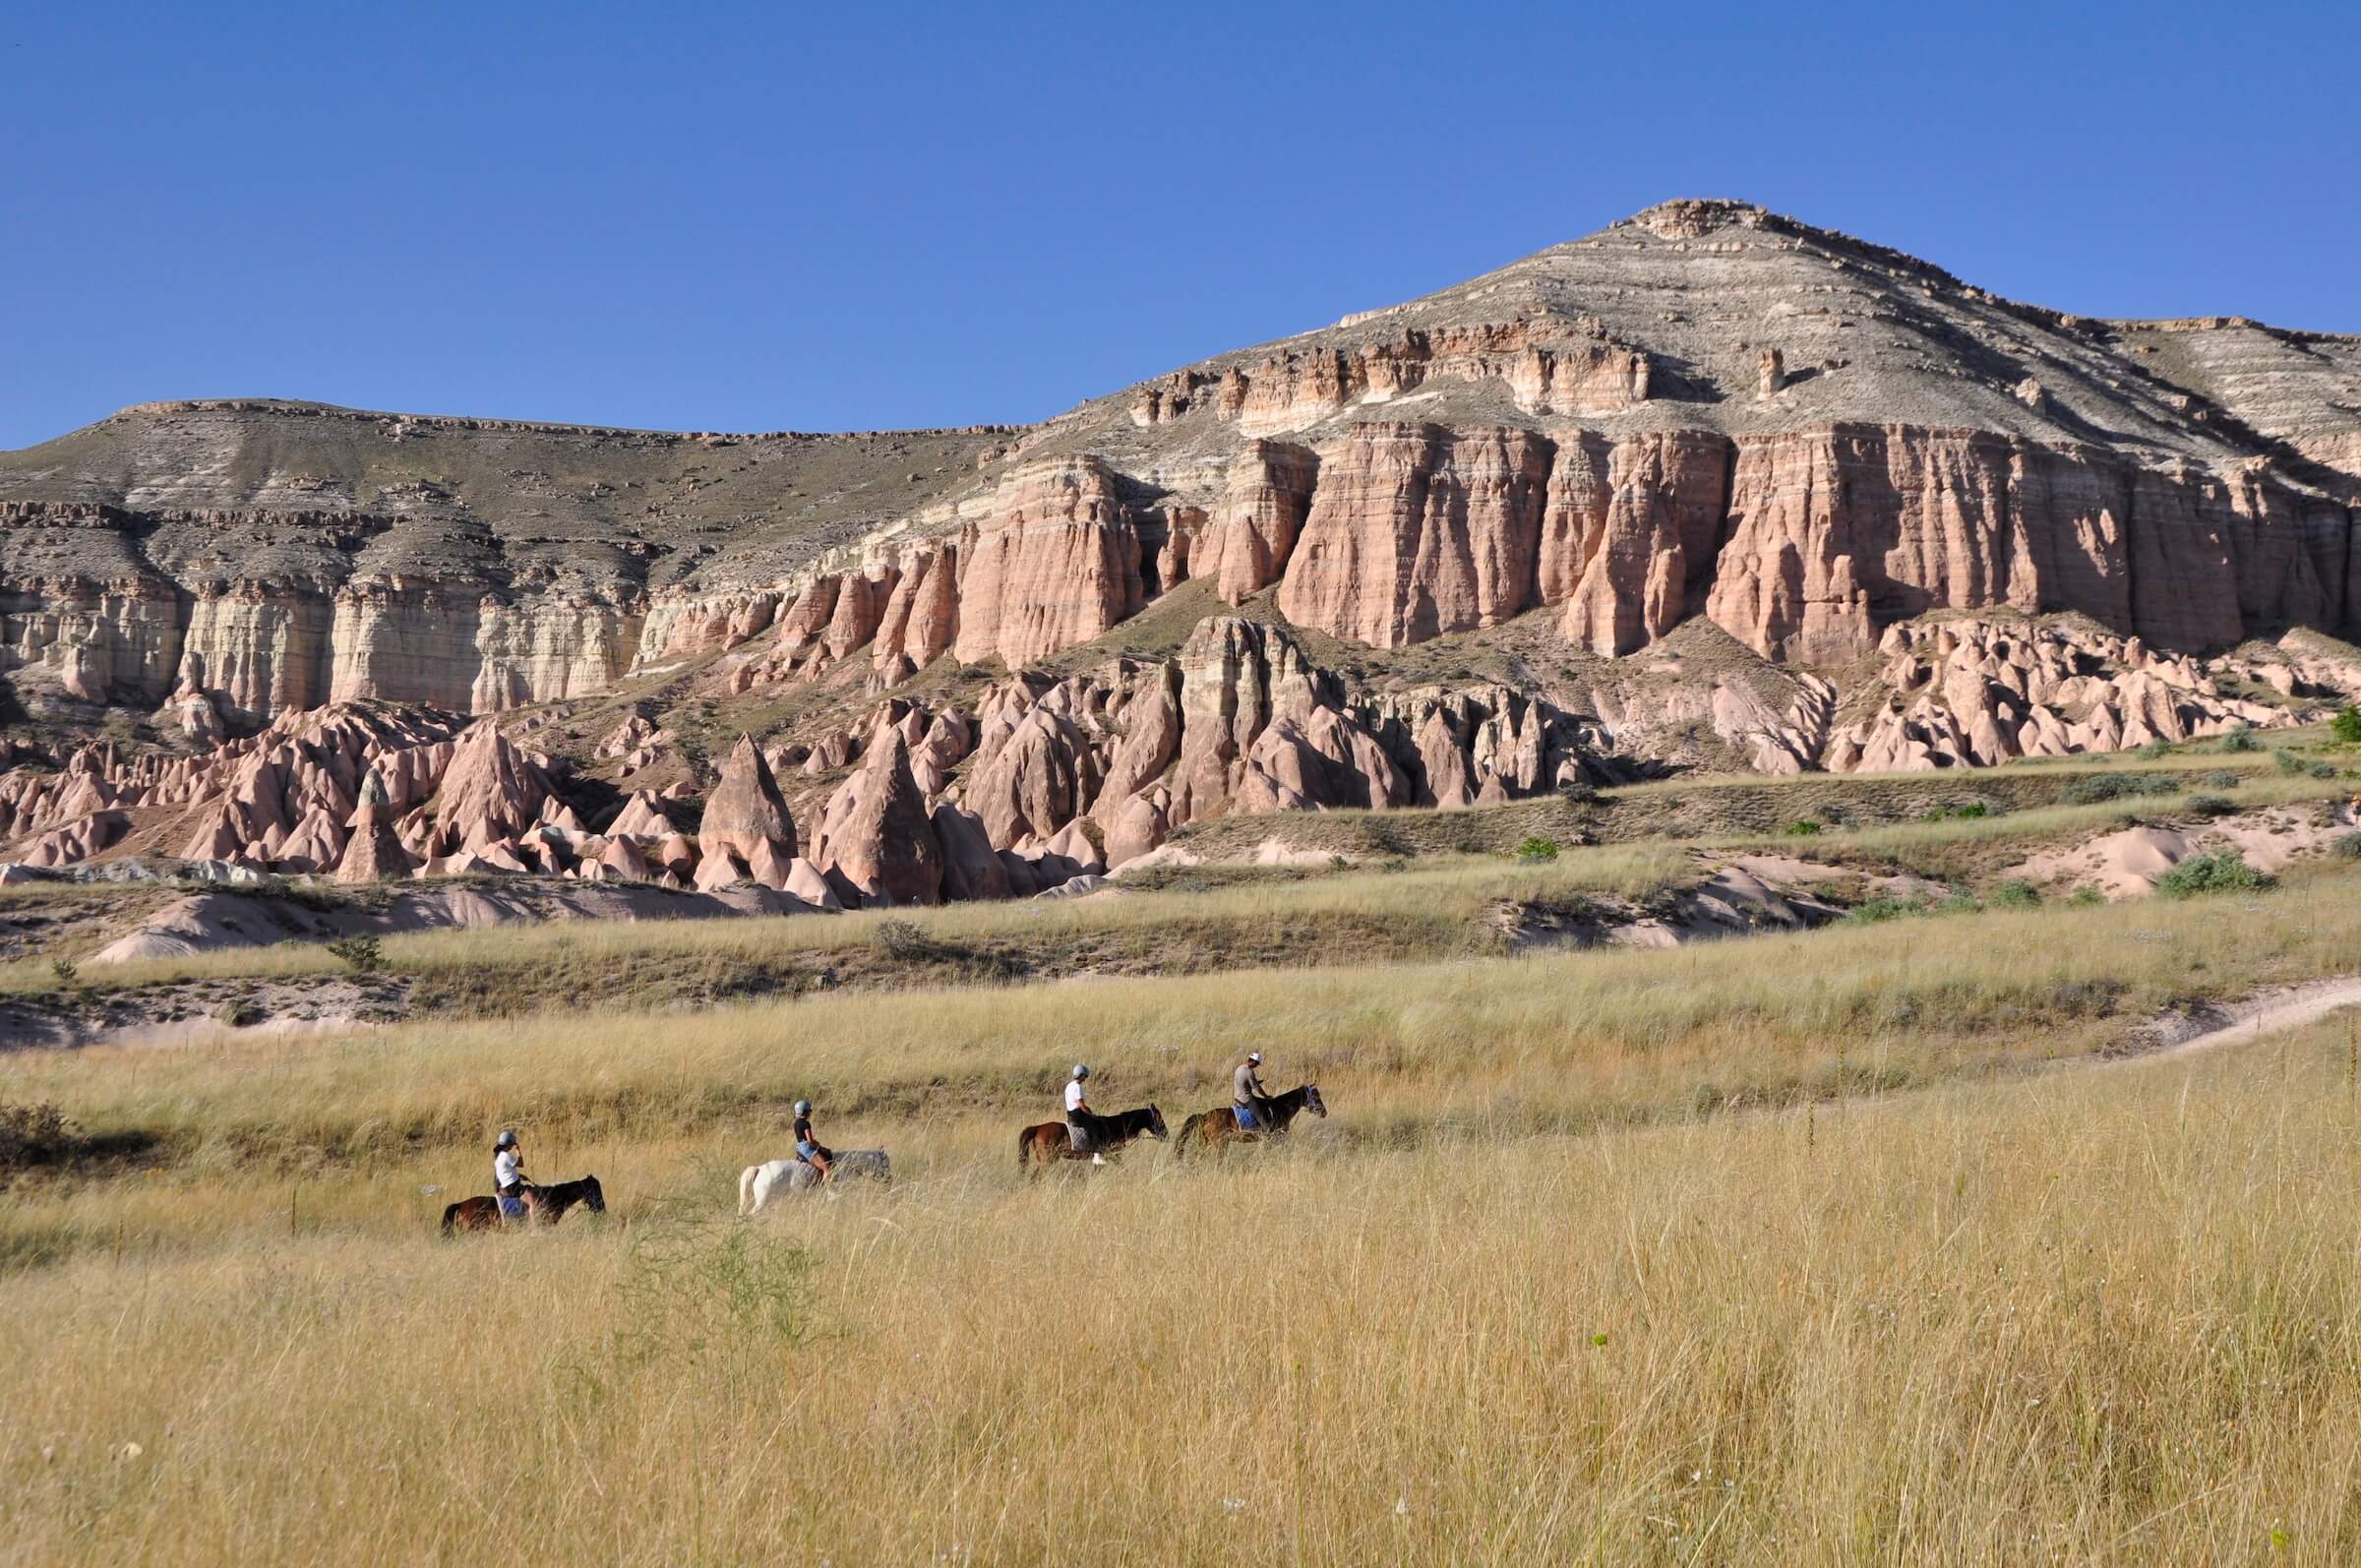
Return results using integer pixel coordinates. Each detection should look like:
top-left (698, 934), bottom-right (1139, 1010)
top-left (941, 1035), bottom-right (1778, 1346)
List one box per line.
top-left (2334, 704), bottom-right (2361, 745)
top-left (873, 920), bottom-right (932, 960)
top-left (0, 1101), bottom-right (73, 1172)
top-left (2154, 851), bottom-right (2275, 900)
top-left (1990, 878), bottom-right (2041, 909)
top-left (1515, 836), bottom-right (1560, 863)
top-left (2331, 832), bottom-right (2361, 861)
top-left (2183, 794), bottom-right (2237, 818)
top-left (326, 935), bottom-right (384, 974)
top-left (2270, 750), bottom-right (2335, 780)
top-left (2135, 740), bottom-right (2174, 760)
top-left (1845, 893), bottom-right (1930, 925)
top-left (2068, 885), bottom-right (2107, 907)
top-left (2217, 725), bottom-right (2261, 753)
top-left (1782, 819), bottom-right (1822, 837)
top-left (2062, 772), bottom-right (2174, 806)
top-left (2202, 769), bottom-right (2242, 788)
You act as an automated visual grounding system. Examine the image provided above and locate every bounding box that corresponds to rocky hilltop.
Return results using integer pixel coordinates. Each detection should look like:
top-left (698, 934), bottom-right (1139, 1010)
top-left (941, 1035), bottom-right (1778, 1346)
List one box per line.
top-left (6, 199), bottom-right (2361, 901)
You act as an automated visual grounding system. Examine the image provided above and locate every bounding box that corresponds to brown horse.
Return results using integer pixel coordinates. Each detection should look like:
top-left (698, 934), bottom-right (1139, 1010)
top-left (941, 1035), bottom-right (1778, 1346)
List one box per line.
top-left (1172, 1083), bottom-right (1326, 1161)
top-left (440, 1175), bottom-right (606, 1235)
top-left (1017, 1106), bottom-right (1167, 1176)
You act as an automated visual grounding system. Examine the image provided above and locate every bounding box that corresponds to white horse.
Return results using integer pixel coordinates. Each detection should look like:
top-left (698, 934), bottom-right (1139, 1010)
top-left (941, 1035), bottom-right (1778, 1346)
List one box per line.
top-left (738, 1149), bottom-right (891, 1213)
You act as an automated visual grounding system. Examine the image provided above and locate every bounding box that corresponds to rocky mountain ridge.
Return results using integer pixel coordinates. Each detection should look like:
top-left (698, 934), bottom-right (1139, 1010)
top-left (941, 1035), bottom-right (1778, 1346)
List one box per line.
top-left (6, 200), bottom-right (2361, 900)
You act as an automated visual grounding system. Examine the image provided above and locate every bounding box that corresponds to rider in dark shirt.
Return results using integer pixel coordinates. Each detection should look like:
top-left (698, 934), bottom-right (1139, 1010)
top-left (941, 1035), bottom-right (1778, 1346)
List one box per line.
top-left (793, 1099), bottom-right (833, 1181)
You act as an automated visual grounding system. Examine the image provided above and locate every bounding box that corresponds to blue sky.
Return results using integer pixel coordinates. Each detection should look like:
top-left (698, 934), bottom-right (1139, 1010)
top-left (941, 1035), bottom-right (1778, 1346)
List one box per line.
top-left (4, 1), bottom-right (2354, 451)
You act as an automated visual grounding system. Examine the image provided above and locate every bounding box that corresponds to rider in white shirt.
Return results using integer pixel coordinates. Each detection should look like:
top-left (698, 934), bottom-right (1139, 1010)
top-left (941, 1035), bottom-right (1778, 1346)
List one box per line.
top-left (1064, 1064), bottom-right (1104, 1165)
top-left (493, 1129), bottom-right (529, 1222)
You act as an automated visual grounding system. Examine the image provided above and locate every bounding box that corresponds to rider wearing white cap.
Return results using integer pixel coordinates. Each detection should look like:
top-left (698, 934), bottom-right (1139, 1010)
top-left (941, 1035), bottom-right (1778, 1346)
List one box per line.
top-left (1233, 1051), bottom-right (1273, 1131)
top-left (1065, 1064), bottom-right (1105, 1165)
top-left (493, 1129), bottom-right (530, 1222)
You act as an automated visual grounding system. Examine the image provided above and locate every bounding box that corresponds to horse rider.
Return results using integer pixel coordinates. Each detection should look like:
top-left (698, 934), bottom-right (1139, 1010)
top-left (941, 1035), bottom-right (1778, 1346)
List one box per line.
top-left (493, 1129), bottom-right (532, 1223)
top-left (1233, 1051), bottom-right (1275, 1132)
top-left (793, 1099), bottom-right (833, 1182)
top-left (1065, 1063), bottom-right (1106, 1166)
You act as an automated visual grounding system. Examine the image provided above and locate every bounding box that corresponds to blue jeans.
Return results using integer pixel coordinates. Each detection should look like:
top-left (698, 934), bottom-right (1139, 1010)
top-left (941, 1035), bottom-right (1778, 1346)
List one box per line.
top-left (499, 1191), bottom-right (528, 1221)
top-left (797, 1140), bottom-right (820, 1161)
top-left (1234, 1103), bottom-right (1261, 1130)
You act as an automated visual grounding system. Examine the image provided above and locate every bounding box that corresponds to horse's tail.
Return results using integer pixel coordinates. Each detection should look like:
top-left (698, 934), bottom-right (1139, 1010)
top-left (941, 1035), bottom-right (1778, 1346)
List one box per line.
top-left (1172, 1114), bottom-right (1197, 1160)
top-left (1016, 1127), bottom-right (1033, 1172)
top-left (739, 1166), bottom-right (759, 1216)
top-left (440, 1202), bottom-right (459, 1236)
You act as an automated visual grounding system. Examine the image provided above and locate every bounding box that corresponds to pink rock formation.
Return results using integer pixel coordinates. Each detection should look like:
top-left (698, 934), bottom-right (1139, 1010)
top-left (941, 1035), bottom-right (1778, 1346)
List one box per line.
top-left (1277, 424), bottom-right (1551, 647)
top-left (1208, 442), bottom-right (1321, 604)
top-left (698, 733), bottom-right (798, 863)
top-left (1540, 430), bottom-right (1730, 655)
top-left (815, 732), bottom-right (943, 906)
top-left (953, 457), bottom-right (1145, 669)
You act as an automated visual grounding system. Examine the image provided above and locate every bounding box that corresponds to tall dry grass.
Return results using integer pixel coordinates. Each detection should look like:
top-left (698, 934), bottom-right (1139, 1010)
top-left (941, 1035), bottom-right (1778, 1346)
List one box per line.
top-left (6, 864), bottom-right (2359, 1177)
top-left (8, 1016), bottom-right (2361, 1563)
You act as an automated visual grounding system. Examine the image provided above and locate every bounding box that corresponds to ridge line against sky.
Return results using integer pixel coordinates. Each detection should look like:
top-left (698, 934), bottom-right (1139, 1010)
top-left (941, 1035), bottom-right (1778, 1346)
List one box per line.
top-left (3, 1), bottom-right (2355, 452)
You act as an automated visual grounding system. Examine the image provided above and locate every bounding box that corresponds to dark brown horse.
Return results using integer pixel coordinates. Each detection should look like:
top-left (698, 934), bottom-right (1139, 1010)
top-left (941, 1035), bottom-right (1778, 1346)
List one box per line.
top-left (1017, 1106), bottom-right (1167, 1176)
top-left (1172, 1083), bottom-right (1326, 1161)
top-left (440, 1175), bottom-right (606, 1235)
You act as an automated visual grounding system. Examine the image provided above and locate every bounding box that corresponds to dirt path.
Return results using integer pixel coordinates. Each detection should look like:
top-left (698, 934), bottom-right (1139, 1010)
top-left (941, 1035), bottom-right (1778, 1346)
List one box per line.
top-left (2105, 977), bottom-right (2361, 1063)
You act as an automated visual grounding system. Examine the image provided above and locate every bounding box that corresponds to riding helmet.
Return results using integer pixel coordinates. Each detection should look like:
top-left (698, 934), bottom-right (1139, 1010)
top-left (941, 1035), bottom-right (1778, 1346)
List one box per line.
top-left (1072, 1063), bottom-right (1090, 1080)
top-left (1247, 1051), bottom-right (1262, 1065)
top-left (496, 1129), bottom-right (517, 1149)
top-left (794, 1100), bottom-right (813, 1116)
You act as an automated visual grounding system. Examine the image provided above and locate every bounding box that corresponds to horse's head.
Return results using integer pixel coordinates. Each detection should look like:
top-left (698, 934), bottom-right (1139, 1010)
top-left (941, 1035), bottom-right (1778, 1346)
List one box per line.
top-left (582, 1176), bottom-right (606, 1213)
top-left (1304, 1083), bottom-right (1328, 1119)
top-left (1146, 1105), bottom-right (1168, 1139)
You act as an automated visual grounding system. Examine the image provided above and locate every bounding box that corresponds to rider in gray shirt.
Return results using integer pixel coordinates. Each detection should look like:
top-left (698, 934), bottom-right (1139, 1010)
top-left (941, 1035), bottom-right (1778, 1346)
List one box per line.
top-left (1233, 1051), bottom-right (1270, 1130)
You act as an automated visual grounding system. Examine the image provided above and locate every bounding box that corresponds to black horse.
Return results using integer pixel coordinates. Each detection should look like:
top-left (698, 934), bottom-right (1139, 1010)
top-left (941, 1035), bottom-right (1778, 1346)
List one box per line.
top-left (1172, 1084), bottom-right (1328, 1160)
top-left (440, 1174), bottom-right (606, 1235)
top-left (1016, 1106), bottom-right (1168, 1174)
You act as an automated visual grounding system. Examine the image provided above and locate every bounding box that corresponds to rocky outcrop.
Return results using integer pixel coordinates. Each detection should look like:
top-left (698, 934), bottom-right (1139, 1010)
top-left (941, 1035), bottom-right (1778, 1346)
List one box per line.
top-left (1207, 442), bottom-right (1321, 605)
top-left (698, 733), bottom-right (798, 864)
top-left (813, 732), bottom-right (943, 906)
top-left (952, 457), bottom-right (1145, 669)
top-left (1822, 616), bottom-right (2306, 771)
top-left (1541, 430), bottom-right (1731, 655)
top-left (1277, 424), bottom-right (1552, 647)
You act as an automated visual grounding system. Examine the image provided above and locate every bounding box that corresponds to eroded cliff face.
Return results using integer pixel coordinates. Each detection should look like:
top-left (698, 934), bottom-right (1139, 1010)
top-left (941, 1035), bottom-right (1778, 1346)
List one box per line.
top-left (8, 201), bottom-right (2360, 807)
top-left (1275, 424), bottom-right (1552, 647)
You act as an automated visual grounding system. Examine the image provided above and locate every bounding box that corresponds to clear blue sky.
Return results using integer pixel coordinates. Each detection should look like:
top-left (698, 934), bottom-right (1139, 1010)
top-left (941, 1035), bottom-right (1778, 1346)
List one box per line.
top-left (5, 1), bottom-right (2355, 452)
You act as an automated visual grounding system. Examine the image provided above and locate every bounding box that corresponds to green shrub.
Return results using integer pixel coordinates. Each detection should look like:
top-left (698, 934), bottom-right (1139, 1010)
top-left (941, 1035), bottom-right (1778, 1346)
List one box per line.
top-left (2201, 769), bottom-right (2241, 788)
top-left (2153, 851), bottom-right (2275, 900)
top-left (874, 920), bottom-right (932, 960)
top-left (2217, 725), bottom-right (2261, 754)
top-left (1990, 878), bottom-right (2041, 909)
top-left (2182, 794), bottom-right (2237, 818)
top-left (2135, 740), bottom-right (2173, 760)
top-left (325, 935), bottom-right (385, 974)
top-left (1935, 892), bottom-right (1981, 917)
top-left (1555, 781), bottom-right (1600, 806)
top-left (2068, 885), bottom-right (2107, 907)
top-left (2062, 772), bottom-right (2173, 806)
top-left (2332, 833), bottom-right (2361, 862)
top-left (0, 1101), bottom-right (74, 1171)
top-left (1515, 836), bottom-right (1560, 863)
top-left (1845, 893), bottom-right (1930, 926)
top-left (1782, 819), bottom-right (1822, 837)
top-left (2334, 704), bottom-right (2361, 745)
top-left (48, 957), bottom-right (78, 989)
top-left (2273, 750), bottom-right (2315, 776)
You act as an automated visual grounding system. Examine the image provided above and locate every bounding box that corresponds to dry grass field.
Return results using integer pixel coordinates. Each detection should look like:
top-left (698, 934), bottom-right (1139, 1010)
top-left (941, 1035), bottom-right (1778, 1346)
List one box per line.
top-left (8, 851), bottom-right (2361, 1562)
